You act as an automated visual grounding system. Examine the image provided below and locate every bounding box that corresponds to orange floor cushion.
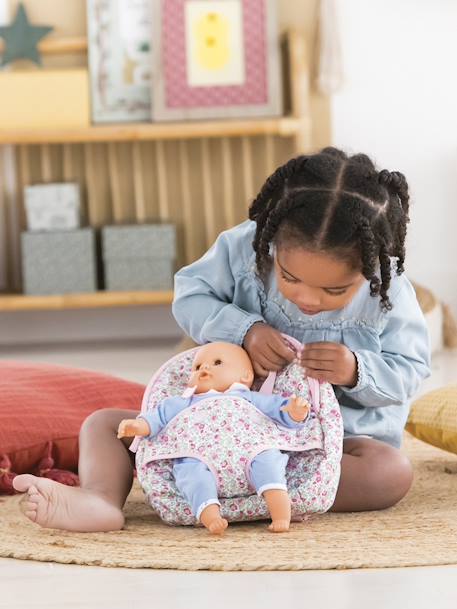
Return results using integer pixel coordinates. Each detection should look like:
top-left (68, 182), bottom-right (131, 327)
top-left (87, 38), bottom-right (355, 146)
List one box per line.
top-left (0, 361), bottom-right (145, 494)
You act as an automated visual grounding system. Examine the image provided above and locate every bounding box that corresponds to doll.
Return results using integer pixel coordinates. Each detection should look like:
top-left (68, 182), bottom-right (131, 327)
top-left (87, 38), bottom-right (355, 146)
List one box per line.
top-left (118, 342), bottom-right (310, 535)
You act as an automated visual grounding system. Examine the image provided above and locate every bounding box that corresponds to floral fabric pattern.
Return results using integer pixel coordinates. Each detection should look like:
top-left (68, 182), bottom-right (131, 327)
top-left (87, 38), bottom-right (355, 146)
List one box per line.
top-left (136, 349), bottom-right (343, 525)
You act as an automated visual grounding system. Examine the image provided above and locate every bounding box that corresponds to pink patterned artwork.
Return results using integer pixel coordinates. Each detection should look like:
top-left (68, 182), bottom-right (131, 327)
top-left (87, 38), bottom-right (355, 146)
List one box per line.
top-left (152, 0), bottom-right (281, 121)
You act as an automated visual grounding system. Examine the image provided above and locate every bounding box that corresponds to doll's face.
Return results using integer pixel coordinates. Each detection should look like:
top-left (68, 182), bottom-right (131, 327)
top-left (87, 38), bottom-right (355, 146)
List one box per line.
top-left (189, 342), bottom-right (254, 394)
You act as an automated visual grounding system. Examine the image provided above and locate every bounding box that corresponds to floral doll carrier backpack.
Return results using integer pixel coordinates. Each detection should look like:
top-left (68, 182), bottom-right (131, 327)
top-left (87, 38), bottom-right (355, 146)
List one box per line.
top-left (131, 335), bottom-right (344, 525)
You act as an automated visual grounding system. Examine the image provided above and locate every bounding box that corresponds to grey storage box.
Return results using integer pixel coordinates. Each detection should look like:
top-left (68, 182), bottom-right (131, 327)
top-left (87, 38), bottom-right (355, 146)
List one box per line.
top-left (102, 224), bottom-right (176, 291)
top-left (24, 182), bottom-right (81, 232)
top-left (21, 228), bottom-right (97, 295)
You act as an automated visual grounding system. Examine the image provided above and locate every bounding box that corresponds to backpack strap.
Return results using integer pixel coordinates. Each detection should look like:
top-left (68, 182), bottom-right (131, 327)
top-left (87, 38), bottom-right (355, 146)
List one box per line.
top-left (258, 334), bottom-right (321, 411)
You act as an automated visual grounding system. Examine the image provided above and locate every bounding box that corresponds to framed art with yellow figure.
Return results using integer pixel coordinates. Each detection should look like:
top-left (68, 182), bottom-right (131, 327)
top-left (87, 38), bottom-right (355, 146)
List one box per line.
top-left (151, 0), bottom-right (282, 121)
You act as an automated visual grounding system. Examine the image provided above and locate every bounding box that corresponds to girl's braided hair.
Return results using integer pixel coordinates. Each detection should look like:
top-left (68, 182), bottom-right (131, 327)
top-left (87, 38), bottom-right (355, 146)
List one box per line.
top-left (249, 147), bottom-right (410, 311)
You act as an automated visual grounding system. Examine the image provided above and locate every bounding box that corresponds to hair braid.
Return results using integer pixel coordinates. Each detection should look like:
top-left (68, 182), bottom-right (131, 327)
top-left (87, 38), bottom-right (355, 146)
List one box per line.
top-left (256, 193), bottom-right (302, 276)
top-left (379, 244), bottom-right (393, 311)
top-left (249, 156), bottom-right (308, 221)
top-left (379, 170), bottom-right (410, 216)
top-left (378, 169), bottom-right (410, 274)
top-left (320, 147), bottom-right (348, 161)
top-left (355, 214), bottom-right (382, 298)
top-left (251, 197), bottom-right (276, 259)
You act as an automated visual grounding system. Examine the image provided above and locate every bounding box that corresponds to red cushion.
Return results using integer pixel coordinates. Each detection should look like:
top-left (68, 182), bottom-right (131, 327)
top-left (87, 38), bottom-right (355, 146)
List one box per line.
top-left (0, 361), bottom-right (145, 483)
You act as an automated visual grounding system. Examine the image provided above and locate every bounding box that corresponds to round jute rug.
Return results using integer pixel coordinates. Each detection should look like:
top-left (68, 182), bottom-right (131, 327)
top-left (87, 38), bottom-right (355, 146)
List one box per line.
top-left (1, 433), bottom-right (457, 571)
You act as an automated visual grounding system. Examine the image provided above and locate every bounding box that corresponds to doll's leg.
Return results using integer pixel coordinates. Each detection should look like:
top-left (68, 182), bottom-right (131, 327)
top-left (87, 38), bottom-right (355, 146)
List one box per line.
top-left (13, 408), bottom-right (136, 532)
top-left (330, 437), bottom-right (413, 512)
top-left (250, 450), bottom-right (291, 532)
top-left (173, 458), bottom-right (228, 535)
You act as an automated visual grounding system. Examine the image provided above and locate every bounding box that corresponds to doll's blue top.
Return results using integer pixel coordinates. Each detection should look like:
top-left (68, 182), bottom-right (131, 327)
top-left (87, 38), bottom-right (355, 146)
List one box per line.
top-left (138, 383), bottom-right (302, 441)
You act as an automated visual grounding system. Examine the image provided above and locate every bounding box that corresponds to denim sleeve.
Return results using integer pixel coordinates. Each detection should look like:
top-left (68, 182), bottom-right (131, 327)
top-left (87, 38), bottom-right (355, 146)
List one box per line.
top-left (137, 396), bottom-right (188, 438)
top-left (247, 391), bottom-right (304, 429)
top-left (340, 277), bottom-right (431, 407)
top-left (172, 225), bottom-right (264, 345)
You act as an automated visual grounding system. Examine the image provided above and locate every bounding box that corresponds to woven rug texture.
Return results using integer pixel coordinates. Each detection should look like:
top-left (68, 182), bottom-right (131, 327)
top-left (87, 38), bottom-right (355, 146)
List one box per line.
top-left (1, 434), bottom-right (457, 571)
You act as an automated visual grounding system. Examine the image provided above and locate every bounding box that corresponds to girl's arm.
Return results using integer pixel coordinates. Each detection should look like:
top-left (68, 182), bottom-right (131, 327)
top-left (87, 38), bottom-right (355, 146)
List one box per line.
top-left (172, 222), bottom-right (265, 345)
top-left (340, 277), bottom-right (431, 407)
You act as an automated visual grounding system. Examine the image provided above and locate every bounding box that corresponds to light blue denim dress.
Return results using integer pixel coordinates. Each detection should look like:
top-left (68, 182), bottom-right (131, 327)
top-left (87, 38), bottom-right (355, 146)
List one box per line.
top-left (172, 220), bottom-right (431, 448)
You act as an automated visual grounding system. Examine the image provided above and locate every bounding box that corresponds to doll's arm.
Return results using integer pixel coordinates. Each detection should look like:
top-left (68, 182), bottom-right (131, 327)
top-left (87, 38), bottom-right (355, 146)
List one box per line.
top-left (247, 391), bottom-right (309, 428)
top-left (117, 418), bottom-right (150, 439)
top-left (117, 395), bottom-right (189, 439)
top-left (280, 395), bottom-right (310, 422)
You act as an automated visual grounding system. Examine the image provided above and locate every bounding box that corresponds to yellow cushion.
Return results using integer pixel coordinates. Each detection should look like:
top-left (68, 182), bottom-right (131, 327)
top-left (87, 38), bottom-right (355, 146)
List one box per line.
top-left (406, 385), bottom-right (457, 453)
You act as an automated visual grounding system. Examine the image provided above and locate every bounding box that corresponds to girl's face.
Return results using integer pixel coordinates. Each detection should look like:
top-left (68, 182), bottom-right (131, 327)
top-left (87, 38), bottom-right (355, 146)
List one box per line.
top-left (274, 247), bottom-right (365, 314)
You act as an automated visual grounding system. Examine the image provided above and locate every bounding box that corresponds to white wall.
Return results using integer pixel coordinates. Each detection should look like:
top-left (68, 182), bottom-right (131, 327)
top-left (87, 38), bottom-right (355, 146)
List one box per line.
top-left (331, 0), bottom-right (457, 312)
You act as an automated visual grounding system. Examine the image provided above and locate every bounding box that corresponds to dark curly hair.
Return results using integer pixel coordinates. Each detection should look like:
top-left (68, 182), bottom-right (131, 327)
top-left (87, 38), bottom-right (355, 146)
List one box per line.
top-left (248, 147), bottom-right (410, 311)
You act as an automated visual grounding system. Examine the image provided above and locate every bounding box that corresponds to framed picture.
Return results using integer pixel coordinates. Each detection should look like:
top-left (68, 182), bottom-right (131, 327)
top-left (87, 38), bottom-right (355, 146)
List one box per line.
top-left (152, 0), bottom-right (282, 121)
top-left (87, 0), bottom-right (152, 123)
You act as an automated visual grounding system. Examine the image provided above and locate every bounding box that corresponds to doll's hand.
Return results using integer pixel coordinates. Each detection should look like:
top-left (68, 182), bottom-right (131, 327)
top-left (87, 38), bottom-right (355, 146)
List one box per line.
top-left (117, 418), bottom-right (150, 439)
top-left (281, 395), bottom-right (310, 422)
top-left (299, 342), bottom-right (358, 387)
top-left (243, 322), bottom-right (296, 377)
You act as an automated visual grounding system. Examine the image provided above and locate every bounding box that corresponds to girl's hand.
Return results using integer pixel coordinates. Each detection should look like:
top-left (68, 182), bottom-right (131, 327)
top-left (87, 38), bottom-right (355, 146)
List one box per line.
top-left (243, 323), bottom-right (296, 377)
top-left (117, 418), bottom-right (150, 439)
top-left (299, 342), bottom-right (358, 387)
top-left (281, 395), bottom-right (310, 422)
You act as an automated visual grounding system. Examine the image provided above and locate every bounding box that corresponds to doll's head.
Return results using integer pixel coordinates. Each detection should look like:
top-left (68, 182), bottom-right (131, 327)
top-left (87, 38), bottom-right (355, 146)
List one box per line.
top-left (189, 342), bottom-right (255, 394)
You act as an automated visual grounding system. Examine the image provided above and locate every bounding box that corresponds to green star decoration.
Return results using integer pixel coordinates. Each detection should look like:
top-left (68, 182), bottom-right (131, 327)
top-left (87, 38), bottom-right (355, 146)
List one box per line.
top-left (0, 3), bottom-right (53, 67)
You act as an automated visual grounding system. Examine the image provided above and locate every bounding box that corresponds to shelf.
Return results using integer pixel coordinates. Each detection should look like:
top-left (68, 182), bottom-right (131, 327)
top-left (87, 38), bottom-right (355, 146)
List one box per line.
top-left (0, 116), bottom-right (306, 145)
top-left (0, 36), bottom-right (88, 56)
top-left (0, 290), bottom-right (174, 312)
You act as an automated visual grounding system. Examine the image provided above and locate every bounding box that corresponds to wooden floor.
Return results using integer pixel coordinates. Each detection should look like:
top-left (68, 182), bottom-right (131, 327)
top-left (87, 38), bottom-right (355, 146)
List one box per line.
top-left (1, 342), bottom-right (457, 609)
top-left (2, 558), bottom-right (457, 609)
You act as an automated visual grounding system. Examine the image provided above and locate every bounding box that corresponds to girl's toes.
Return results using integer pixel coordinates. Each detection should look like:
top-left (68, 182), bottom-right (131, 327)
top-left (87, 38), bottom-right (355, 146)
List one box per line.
top-left (21, 500), bottom-right (38, 519)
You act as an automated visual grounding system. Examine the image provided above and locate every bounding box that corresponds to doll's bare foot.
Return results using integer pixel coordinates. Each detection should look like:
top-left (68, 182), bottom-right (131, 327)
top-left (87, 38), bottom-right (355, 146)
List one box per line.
top-left (268, 519), bottom-right (290, 533)
top-left (263, 489), bottom-right (291, 534)
top-left (207, 517), bottom-right (228, 535)
top-left (199, 503), bottom-right (228, 535)
top-left (13, 474), bottom-right (125, 532)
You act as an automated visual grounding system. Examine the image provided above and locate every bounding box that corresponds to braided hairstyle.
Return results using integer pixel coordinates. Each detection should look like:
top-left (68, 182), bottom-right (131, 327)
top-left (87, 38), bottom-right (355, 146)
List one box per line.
top-left (249, 147), bottom-right (410, 311)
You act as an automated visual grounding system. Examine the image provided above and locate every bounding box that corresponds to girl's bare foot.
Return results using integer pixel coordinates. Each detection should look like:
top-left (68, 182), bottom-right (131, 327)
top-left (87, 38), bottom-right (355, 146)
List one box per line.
top-left (268, 519), bottom-right (290, 533)
top-left (199, 503), bottom-right (228, 535)
top-left (13, 474), bottom-right (125, 532)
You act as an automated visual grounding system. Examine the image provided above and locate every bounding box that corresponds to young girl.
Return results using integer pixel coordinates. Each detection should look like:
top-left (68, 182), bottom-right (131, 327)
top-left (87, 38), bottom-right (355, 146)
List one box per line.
top-left (13, 147), bottom-right (430, 531)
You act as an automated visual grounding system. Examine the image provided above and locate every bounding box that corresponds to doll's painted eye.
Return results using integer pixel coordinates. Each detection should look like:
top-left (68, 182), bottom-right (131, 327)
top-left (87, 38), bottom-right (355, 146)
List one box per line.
top-left (214, 359), bottom-right (222, 365)
top-left (195, 364), bottom-right (201, 370)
